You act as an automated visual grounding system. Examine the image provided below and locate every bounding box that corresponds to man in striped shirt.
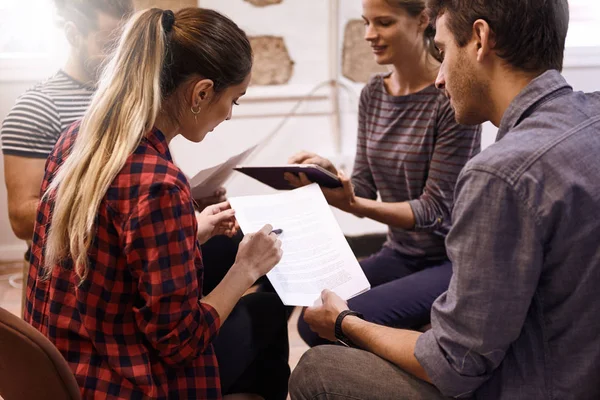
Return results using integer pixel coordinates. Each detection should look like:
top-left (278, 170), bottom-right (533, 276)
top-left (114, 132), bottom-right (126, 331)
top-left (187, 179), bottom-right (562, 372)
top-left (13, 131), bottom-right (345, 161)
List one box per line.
top-left (1, 0), bottom-right (134, 315)
top-left (1, 0), bottom-right (133, 242)
top-left (1, 0), bottom-right (244, 314)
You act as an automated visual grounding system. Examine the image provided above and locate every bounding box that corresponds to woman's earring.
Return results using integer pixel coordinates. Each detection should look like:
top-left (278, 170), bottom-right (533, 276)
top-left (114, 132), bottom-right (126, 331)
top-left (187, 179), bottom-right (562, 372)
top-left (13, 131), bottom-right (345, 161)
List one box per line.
top-left (191, 105), bottom-right (201, 123)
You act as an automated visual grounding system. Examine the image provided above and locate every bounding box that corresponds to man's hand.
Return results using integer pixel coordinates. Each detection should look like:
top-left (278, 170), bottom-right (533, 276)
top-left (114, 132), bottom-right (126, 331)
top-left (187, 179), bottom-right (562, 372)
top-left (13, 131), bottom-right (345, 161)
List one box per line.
top-left (196, 201), bottom-right (238, 244)
top-left (303, 289), bottom-right (350, 341)
top-left (284, 171), bottom-right (356, 213)
top-left (193, 187), bottom-right (227, 212)
top-left (288, 151), bottom-right (338, 175)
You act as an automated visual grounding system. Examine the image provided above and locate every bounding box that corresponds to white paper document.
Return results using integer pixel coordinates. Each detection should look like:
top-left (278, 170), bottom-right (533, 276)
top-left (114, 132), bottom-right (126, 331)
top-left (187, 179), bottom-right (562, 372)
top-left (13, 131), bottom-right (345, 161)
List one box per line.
top-left (189, 145), bottom-right (257, 199)
top-left (229, 184), bottom-right (371, 306)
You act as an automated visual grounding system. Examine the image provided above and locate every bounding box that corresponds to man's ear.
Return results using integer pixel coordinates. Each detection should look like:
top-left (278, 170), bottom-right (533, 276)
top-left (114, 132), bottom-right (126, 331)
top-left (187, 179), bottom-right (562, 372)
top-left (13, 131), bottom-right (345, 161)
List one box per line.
top-left (64, 21), bottom-right (82, 49)
top-left (473, 19), bottom-right (495, 63)
top-left (190, 79), bottom-right (216, 108)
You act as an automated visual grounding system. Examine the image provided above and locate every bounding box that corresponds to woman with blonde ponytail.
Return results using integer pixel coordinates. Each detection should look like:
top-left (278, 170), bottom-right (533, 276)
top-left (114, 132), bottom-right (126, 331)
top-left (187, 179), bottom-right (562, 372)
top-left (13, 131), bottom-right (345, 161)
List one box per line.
top-left (24, 8), bottom-right (289, 400)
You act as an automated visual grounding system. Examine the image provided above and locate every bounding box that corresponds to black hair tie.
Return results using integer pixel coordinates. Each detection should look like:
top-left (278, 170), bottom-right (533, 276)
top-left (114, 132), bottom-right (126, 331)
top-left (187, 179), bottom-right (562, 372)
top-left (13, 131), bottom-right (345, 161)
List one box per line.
top-left (162, 10), bottom-right (175, 33)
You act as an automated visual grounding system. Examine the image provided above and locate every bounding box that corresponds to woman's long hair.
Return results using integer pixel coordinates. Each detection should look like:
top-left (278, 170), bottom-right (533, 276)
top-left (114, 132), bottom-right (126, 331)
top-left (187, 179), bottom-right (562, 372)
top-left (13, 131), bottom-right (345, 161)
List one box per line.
top-left (43, 7), bottom-right (252, 280)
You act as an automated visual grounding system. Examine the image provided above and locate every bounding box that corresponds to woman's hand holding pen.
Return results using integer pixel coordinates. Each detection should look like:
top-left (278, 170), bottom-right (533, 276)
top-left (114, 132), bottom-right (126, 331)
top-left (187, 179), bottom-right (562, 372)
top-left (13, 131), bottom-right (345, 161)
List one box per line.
top-left (200, 225), bottom-right (282, 323)
top-left (196, 200), bottom-right (239, 244)
top-left (233, 224), bottom-right (283, 283)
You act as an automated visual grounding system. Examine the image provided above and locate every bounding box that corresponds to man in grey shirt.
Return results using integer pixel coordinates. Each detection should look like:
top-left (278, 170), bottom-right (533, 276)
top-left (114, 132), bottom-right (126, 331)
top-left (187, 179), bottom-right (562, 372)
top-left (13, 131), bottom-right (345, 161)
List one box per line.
top-left (290, 0), bottom-right (600, 399)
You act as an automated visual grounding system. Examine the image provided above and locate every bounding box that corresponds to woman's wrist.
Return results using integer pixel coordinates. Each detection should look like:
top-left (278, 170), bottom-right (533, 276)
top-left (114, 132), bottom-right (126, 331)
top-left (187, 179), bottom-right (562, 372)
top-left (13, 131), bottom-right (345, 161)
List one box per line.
top-left (229, 261), bottom-right (259, 288)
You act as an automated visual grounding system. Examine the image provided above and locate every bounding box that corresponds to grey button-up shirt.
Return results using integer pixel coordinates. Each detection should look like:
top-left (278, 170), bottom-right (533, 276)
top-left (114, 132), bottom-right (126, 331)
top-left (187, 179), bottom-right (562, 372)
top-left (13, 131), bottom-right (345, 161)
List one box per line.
top-left (415, 70), bottom-right (600, 400)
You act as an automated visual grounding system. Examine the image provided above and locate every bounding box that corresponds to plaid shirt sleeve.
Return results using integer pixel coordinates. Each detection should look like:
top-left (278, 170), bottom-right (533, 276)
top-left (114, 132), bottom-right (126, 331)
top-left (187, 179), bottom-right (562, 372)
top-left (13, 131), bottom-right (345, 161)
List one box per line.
top-left (123, 183), bottom-right (221, 366)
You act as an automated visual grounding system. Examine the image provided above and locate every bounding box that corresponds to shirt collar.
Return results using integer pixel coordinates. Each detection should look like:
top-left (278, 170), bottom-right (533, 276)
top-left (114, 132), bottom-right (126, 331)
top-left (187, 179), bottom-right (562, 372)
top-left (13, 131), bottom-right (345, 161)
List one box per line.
top-left (58, 69), bottom-right (97, 91)
top-left (496, 70), bottom-right (572, 141)
top-left (145, 127), bottom-right (173, 162)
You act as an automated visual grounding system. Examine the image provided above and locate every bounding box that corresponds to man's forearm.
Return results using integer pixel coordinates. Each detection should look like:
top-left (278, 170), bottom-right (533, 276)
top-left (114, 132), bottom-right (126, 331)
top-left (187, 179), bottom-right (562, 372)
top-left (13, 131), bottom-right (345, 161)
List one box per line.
top-left (8, 199), bottom-right (39, 240)
top-left (342, 316), bottom-right (432, 383)
top-left (348, 197), bottom-right (416, 230)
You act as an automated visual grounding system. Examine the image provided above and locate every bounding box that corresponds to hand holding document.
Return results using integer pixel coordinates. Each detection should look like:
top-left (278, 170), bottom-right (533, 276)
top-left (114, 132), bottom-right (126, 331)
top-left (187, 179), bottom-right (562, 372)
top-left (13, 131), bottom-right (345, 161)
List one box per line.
top-left (229, 184), bottom-right (370, 306)
top-left (189, 145), bottom-right (257, 199)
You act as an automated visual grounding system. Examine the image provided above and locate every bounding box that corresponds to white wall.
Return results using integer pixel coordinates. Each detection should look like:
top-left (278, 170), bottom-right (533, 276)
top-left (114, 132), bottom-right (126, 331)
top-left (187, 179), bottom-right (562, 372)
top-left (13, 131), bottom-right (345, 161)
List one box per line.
top-left (1, 2), bottom-right (600, 260)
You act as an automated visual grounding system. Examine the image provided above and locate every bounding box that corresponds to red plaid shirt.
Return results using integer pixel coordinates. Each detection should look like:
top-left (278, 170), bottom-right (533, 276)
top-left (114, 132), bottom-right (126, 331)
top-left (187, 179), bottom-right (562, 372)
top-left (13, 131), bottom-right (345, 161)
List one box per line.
top-left (24, 124), bottom-right (223, 399)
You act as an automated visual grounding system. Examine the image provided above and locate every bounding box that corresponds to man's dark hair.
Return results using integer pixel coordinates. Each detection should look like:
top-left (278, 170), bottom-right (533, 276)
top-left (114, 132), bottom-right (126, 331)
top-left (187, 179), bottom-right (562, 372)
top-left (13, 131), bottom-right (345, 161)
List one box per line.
top-left (54, 0), bottom-right (134, 33)
top-left (427, 0), bottom-right (569, 72)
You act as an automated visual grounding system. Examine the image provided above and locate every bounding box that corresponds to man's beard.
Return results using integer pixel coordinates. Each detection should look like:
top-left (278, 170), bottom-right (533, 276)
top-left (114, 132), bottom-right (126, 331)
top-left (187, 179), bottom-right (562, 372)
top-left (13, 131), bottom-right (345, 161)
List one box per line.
top-left (85, 59), bottom-right (103, 84)
top-left (451, 52), bottom-right (490, 125)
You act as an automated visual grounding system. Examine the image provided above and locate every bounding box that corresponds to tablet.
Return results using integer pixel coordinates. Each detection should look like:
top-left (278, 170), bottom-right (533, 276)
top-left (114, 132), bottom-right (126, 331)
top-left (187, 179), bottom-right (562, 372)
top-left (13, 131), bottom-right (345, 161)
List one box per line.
top-left (234, 164), bottom-right (343, 190)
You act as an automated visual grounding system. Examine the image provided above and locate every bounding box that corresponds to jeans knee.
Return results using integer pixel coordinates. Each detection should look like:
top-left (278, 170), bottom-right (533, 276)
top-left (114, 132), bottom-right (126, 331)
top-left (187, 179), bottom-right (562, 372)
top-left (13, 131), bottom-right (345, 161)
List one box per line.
top-left (289, 346), bottom-right (334, 399)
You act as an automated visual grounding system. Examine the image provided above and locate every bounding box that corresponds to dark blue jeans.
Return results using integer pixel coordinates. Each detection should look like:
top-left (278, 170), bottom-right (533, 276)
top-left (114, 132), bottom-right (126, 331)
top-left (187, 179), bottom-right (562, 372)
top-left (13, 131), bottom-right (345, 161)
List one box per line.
top-left (214, 292), bottom-right (290, 400)
top-left (298, 246), bottom-right (453, 347)
top-left (200, 236), bottom-right (290, 399)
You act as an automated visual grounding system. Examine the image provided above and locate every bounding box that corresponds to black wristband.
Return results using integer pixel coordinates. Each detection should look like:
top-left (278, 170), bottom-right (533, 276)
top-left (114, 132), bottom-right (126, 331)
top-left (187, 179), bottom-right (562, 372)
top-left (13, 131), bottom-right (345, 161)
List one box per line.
top-left (334, 310), bottom-right (364, 348)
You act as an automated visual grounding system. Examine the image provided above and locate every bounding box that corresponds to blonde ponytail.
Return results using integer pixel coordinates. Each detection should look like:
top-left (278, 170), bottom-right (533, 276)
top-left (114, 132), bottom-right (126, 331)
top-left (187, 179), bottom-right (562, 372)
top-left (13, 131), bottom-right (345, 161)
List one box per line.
top-left (43, 8), bottom-right (168, 280)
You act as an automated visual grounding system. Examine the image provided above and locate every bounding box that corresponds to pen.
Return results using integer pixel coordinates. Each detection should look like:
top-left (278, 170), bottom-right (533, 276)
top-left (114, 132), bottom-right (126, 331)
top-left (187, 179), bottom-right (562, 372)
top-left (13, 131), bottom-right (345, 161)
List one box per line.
top-left (271, 228), bottom-right (283, 235)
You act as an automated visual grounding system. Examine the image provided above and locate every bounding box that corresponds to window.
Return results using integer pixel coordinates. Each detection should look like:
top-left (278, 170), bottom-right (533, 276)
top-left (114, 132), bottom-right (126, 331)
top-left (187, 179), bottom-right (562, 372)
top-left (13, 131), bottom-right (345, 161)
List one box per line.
top-left (0, 0), bottom-right (66, 56)
top-left (567, 0), bottom-right (600, 47)
top-left (0, 0), bottom-right (68, 61)
top-left (0, 0), bottom-right (67, 80)
top-left (0, 0), bottom-right (598, 73)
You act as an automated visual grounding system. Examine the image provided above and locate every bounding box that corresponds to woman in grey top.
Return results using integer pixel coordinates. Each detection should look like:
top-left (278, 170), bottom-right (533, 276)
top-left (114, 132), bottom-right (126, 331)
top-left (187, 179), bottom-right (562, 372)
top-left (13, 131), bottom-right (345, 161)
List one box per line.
top-left (288, 0), bottom-right (481, 347)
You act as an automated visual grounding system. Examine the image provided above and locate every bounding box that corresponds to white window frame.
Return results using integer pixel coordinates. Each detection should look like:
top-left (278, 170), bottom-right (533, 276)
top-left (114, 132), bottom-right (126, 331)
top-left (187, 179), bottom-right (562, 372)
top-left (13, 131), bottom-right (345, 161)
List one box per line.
top-left (0, 56), bottom-right (61, 82)
top-left (564, 47), bottom-right (600, 69)
top-left (1, 0), bottom-right (600, 82)
top-left (3, 49), bottom-right (600, 83)
top-left (0, 0), bottom-right (65, 82)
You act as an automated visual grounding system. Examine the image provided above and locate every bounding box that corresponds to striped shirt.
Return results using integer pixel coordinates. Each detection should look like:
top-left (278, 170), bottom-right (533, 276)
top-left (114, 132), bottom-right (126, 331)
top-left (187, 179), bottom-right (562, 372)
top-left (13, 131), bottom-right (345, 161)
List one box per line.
top-left (352, 74), bottom-right (481, 261)
top-left (0, 70), bottom-right (94, 158)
